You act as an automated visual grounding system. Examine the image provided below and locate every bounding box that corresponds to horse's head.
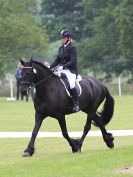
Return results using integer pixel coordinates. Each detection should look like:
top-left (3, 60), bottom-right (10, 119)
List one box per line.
top-left (20, 58), bottom-right (54, 96)
top-left (20, 59), bottom-right (36, 96)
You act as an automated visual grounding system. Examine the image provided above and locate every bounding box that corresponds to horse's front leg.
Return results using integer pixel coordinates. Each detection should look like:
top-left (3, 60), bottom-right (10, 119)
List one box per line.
top-left (58, 116), bottom-right (81, 153)
top-left (79, 112), bottom-right (93, 150)
top-left (22, 112), bottom-right (44, 157)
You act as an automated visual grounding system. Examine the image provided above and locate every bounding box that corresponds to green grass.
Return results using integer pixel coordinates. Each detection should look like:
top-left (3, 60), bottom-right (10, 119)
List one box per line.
top-left (0, 96), bottom-right (133, 177)
top-left (0, 96), bottom-right (133, 131)
top-left (0, 137), bottom-right (133, 177)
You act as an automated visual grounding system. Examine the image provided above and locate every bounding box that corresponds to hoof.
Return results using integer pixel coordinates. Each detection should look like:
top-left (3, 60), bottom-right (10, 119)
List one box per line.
top-left (22, 146), bottom-right (35, 157)
top-left (104, 133), bottom-right (114, 149)
top-left (108, 141), bottom-right (114, 149)
top-left (71, 139), bottom-right (82, 153)
top-left (73, 148), bottom-right (81, 153)
top-left (105, 140), bottom-right (114, 149)
top-left (22, 151), bottom-right (31, 157)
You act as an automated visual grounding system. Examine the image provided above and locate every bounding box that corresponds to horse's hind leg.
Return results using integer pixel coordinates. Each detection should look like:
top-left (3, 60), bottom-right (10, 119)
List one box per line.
top-left (93, 114), bottom-right (114, 148)
top-left (58, 116), bottom-right (81, 153)
top-left (23, 112), bottom-right (44, 157)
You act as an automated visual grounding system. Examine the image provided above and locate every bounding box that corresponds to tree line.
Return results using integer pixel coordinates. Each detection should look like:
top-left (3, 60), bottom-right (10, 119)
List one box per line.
top-left (0, 0), bottom-right (48, 77)
top-left (41, 0), bottom-right (133, 80)
top-left (0, 0), bottom-right (133, 81)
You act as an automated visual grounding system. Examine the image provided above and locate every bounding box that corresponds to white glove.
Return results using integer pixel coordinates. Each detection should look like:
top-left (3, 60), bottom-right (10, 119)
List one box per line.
top-left (58, 66), bottom-right (63, 71)
top-left (53, 66), bottom-right (63, 77)
top-left (54, 70), bottom-right (61, 77)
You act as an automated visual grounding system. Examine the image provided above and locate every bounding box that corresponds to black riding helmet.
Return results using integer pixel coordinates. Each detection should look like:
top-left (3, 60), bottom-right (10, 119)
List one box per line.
top-left (60, 29), bottom-right (72, 38)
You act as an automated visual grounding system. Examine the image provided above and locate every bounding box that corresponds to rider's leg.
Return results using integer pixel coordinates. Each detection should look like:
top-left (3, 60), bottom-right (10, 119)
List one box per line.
top-left (61, 69), bottom-right (80, 112)
top-left (71, 87), bottom-right (80, 112)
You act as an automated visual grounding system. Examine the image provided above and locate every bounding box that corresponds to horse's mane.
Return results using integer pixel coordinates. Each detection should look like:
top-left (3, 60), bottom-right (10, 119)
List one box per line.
top-left (32, 60), bottom-right (53, 74)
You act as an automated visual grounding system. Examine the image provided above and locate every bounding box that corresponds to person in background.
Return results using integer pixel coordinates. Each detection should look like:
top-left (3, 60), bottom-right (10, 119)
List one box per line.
top-left (15, 62), bottom-right (23, 100)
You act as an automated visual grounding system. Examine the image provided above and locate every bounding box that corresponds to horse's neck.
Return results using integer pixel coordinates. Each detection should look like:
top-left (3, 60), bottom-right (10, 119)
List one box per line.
top-left (36, 67), bottom-right (49, 80)
top-left (35, 66), bottom-right (55, 96)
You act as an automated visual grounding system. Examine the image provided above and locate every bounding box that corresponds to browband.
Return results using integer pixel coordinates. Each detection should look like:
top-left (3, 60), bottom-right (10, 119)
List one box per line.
top-left (22, 67), bottom-right (32, 69)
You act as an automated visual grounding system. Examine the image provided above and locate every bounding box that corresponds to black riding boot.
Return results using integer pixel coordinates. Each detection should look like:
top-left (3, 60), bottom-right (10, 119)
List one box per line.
top-left (71, 87), bottom-right (80, 112)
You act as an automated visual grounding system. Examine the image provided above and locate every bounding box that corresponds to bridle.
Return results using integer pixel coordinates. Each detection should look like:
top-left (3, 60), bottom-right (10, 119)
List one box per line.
top-left (21, 66), bottom-right (54, 89)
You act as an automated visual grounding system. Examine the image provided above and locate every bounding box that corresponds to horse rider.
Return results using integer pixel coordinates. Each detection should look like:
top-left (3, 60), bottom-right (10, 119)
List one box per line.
top-left (50, 29), bottom-right (80, 112)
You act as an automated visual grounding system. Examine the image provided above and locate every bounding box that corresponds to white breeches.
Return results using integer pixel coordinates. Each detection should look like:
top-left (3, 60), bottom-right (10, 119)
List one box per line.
top-left (60, 69), bottom-right (76, 89)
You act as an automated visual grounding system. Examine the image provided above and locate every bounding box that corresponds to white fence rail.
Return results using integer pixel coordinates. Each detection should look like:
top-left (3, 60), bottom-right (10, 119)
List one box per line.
top-left (0, 130), bottom-right (133, 138)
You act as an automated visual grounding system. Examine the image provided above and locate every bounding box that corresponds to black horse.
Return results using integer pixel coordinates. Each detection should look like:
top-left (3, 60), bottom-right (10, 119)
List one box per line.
top-left (20, 59), bottom-right (114, 157)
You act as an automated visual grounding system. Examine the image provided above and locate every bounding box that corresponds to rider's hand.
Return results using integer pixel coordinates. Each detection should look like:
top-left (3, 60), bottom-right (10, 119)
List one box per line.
top-left (53, 66), bottom-right (63, 77)
top-left (58, 66), bottom-right (63, 71)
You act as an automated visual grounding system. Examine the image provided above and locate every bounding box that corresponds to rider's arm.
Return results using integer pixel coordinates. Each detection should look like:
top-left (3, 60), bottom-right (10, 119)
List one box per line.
top-left (63, 47), bottom-right (77, 69)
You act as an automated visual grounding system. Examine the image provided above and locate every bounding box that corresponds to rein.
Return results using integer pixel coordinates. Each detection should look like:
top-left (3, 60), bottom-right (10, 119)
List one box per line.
top-left (33, 73), bottom-right (53, 87)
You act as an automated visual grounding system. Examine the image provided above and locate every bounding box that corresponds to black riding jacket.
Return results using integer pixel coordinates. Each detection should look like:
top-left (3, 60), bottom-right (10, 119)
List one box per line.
top-left (50, 43), bottom-right (78, 75)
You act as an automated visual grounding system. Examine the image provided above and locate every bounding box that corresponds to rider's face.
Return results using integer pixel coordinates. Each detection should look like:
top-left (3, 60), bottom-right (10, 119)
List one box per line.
top-left (61, 37), bottom-right (68, 45)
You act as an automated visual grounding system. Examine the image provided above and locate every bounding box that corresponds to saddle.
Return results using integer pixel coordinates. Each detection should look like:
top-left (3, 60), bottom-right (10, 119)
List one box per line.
top-left (60, 73), bottom-right (82, 97)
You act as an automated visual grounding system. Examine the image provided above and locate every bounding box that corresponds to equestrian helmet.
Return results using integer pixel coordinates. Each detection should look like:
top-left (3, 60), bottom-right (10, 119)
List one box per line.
top-left (60, 29), bottom-right (72, 38)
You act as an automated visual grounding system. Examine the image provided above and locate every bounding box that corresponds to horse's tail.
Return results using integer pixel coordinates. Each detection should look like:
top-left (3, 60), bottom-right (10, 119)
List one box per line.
top-left (96, 87), bottom-right (115, 126)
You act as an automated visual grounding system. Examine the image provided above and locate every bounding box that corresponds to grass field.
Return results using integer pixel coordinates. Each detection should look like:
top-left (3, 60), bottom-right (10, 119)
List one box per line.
top-left (0, 96), bottom-right (133, 177)
top-left (0, 96), bottom-right (133, 131)
top-left (0, 137), bottom-right (132, 177)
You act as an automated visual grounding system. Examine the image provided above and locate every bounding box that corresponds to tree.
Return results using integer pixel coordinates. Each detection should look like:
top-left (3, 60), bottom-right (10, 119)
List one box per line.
top-left (40, 0), bottom-right (133, 80)
top-left (114, 0), bottom-right (133, 78)
top-left (78, 0), bottom-right (126, 79)
top-left (41, 0), bottom-right (84, 41)
top-left (0, 0), bottom-right (49, 76)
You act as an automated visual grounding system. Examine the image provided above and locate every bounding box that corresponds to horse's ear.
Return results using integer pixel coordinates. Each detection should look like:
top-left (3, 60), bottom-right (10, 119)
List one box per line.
top-left (20, 59), bottom-right (25, 65)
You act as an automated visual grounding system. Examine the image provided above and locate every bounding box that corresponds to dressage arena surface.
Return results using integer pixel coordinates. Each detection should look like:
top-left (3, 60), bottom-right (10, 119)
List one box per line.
top-left (0, 130), bottom-right (133, 138)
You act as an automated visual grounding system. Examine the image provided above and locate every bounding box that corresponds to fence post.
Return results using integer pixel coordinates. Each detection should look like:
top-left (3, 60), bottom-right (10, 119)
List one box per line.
top-left (118, 77), bottom-right (122, 96)
top-left (7, 75), bottom-right (15, 101)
